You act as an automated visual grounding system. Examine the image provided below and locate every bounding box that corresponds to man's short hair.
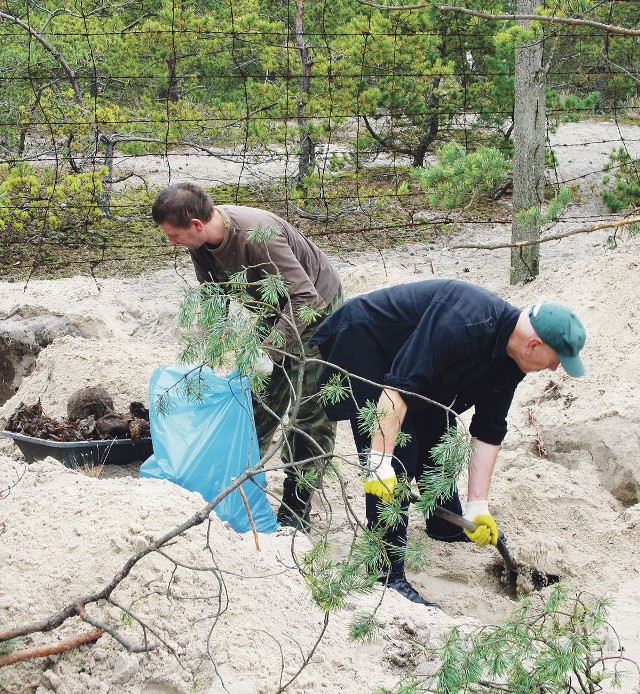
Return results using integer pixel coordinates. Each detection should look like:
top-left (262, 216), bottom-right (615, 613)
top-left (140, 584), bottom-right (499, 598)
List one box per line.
top-left (151, 183), bottom-right (215, 228)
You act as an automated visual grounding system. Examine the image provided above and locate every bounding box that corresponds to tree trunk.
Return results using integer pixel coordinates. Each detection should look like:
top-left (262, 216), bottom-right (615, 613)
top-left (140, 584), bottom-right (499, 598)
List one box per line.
top-left (510, 0), bottom-right (545, 284)
top-left (294, 0), bottom-right (315, 185)
top-left (412, 85), bottom-right (440, 167)
top-left (166, 56), bottom-right (180, 103)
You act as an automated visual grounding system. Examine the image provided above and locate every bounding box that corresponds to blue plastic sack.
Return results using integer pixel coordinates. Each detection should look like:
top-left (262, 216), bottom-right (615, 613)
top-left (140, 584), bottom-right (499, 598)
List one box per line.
top-left (140, 364), bottom-right (278, 534)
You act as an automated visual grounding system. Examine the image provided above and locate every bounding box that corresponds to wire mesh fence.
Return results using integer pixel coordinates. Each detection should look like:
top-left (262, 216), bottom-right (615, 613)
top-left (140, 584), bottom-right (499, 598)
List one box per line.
top-left (1, 0), bottom-right (639, 278)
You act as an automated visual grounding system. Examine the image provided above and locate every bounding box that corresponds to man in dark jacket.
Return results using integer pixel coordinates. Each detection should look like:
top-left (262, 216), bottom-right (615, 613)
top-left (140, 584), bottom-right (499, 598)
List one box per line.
top-left (152, 183), bottom-right (343, 529)
top-left (310, 279), bottom-right (586, 608)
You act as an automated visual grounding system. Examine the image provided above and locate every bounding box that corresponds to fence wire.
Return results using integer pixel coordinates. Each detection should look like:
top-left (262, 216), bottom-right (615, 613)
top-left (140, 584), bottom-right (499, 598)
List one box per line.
top-left (0, 0), bottom-right (639, 279)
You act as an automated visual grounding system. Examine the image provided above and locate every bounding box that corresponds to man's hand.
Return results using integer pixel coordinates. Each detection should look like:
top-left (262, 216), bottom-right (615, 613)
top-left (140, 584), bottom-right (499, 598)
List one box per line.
top-left (362, 451), bottom-right (397, 502)
top-left (463, 500), bottom-right (498, 546)
top-left (253, 349), bottom-right (274, 376)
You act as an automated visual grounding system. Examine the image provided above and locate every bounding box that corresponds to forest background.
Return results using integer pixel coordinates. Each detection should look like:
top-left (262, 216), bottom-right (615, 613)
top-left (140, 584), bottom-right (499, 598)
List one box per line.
top-left (1, 0), bottom-right (639, 282)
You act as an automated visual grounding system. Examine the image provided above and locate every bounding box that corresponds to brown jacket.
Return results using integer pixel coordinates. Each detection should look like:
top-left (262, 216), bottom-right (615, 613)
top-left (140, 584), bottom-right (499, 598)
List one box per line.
top-left (190, 205), bottom-right (341, 359)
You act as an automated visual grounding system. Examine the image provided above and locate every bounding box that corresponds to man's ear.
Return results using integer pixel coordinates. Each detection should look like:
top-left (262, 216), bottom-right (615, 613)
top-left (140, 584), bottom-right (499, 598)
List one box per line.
top-left (525, 336), bottom-right (543, 355)
top-left (190, 218), bottom-right (204, 231)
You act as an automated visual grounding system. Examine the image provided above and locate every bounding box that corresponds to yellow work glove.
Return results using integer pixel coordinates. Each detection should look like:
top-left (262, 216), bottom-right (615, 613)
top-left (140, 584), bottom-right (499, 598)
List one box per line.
top-left (362, 451), bottom-right (397, 502)
top-left (463, 500), bottom-right (498, 546)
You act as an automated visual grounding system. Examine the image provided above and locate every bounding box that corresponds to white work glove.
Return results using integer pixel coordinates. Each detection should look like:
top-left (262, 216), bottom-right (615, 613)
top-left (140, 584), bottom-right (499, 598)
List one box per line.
top-left (463, 500), bottom-right (498, 547)
top-left (253, 349), bottom-right (274, 376)
top-left (362, 451), bottom-right (397, 502)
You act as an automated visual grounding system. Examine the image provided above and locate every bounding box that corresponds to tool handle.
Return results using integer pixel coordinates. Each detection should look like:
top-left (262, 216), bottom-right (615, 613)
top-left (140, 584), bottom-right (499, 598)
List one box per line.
top-left (409, 494), bottom-right (479, 530)
top-left (435, 504), bottom-right (513, 566)
top-left (412, 495), bottom-right (510, 548)
top-left (412, 496), bottom-right (517, 570)
top-left (409, 492), bottom-right (478, 532)
top-left (433, 505), bottom-right (478, 531)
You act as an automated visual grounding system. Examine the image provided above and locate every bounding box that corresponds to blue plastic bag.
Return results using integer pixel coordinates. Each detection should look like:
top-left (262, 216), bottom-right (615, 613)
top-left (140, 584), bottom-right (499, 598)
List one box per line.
top-left (140, 364), bottom-right (278, 534)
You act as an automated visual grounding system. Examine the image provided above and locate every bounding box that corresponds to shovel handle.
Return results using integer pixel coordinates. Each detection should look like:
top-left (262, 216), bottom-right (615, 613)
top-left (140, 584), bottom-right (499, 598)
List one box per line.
top-left (409, 493), bottom-right (480, 531)
top-left (411, 495), bottom-right (518, 570)
top-left (433, 504), bottom-right (517, 571)
top-left (433, 504), bottom-right (479, 532)
top-left (433, 504), bottom-right (508, 545)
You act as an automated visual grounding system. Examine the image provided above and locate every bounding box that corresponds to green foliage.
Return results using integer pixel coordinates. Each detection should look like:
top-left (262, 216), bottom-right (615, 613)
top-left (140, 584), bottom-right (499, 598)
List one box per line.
top-left (434, 587), bottom-right (617, 693)
top-left (415, 427), bottom-right (472, 517)
top-left (318, 373), bottom-right (351, 407)
top-left (602, 147), bottom-right (640, 212)
top-left (356, 400), bottom-right (385, 439)
top-left (401, 535), bottom-right (432, 573)
top-left (301, 539), bottom-right (379, 612)
top-left (376, 495), bottom-right (408, 532)
top-left (515, 187), bottom-right (574, 229)
top-left (546, 90), bottom-right (600, 127)
top-left (300, 419), bottom-right (469, 635)
top-left (349, 612), bottom-right (384, 643)
top-left (154, 368), bottom-right (210, 418)
top-left (246, 224), bottom-right (283, 244)
top-left (177, 274), bottom-right (284, 383)
top-left (348, 527), bottom-right (391, 576)
top-left (411, 142), bottom-right (510, 209)
top-left (297, 304), bottom-right (322, 325)
top-left (0, 162), bottom-right (106, 237)
top-left (257, 272), bottom-right (288, 306)
top-left (383, 587), bottom-right (628, 693)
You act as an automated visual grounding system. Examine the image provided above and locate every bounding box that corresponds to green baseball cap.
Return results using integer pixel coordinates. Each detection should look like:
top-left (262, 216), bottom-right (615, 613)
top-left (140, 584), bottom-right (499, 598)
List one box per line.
top-left (529, 303), bottom-right (586, 377)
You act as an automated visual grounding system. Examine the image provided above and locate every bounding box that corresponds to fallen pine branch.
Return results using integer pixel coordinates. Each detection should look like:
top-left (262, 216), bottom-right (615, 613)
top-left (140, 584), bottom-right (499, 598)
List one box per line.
top-left (0, 629), bottom-right (103, 668)
top-left (445, 216), bottom-right (640, 251)
top-left (0, 459), bottom-right (264, 646)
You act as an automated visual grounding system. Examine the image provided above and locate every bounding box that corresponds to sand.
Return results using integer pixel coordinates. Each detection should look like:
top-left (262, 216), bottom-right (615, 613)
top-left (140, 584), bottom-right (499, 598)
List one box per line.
top-left (0, 120), bottom-right (639, 694)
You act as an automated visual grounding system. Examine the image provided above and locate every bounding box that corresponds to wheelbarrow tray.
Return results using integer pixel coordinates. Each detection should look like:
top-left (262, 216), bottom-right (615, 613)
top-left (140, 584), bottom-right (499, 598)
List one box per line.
top-left (1, 429), bottom-right (153, 467)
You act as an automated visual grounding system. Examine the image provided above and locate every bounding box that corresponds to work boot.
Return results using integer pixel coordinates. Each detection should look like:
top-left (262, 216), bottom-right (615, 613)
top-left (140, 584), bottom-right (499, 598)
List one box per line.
top-left (379, 573), bottom-right (442, 610)
top-left (277, 476), bottom-right (312, 531)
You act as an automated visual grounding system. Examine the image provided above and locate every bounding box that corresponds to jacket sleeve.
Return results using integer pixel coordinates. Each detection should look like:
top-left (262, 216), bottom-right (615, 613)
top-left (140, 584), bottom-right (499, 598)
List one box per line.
top-left (248, 234), bottom-right (330, 359)
top-left (468, 367), bottom-right (524, 445)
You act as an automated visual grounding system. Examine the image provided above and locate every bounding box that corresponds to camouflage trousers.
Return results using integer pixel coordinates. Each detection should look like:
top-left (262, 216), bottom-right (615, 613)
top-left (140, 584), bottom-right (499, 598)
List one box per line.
top-left (253, 289), bottom-right (343, 478)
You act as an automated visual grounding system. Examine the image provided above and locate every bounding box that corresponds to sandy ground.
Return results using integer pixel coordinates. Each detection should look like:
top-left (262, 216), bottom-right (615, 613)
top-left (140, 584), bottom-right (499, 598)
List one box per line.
top-left (0, 120), bottom-right (639, 693)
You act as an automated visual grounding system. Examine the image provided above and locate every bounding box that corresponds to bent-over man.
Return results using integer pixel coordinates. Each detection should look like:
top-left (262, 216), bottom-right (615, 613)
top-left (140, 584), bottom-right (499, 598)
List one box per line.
top-left (310, 279), bottom-right (586, 607)
top-left (152, 183), bottom-right (343, 529)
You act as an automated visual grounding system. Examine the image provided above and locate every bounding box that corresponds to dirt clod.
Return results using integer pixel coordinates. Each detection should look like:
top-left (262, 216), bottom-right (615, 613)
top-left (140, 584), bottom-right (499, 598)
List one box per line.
top-left (67, 386), bottom-right (114, 421)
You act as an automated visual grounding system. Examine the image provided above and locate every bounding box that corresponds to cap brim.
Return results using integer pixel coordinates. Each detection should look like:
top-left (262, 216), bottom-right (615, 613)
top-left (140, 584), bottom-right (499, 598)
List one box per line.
top-left (559, 354), bottom-right (585, 378)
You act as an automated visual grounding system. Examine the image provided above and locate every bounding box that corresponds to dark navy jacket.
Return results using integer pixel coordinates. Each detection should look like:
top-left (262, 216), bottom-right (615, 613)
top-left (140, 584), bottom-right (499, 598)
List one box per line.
top-left (309, 279), bottom-right (525, 445)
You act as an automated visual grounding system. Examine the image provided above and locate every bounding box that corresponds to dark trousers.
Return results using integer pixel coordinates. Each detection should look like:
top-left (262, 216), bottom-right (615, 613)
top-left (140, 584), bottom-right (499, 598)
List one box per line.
top-left (253, 289), bottom-right (344, 478)
top-left (350, 405), bottom-right (463, 575)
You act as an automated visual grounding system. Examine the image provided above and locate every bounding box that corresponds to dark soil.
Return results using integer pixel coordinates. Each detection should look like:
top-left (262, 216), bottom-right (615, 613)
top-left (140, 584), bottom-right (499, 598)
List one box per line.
top-left (7, 396), bottom-right (150, 442)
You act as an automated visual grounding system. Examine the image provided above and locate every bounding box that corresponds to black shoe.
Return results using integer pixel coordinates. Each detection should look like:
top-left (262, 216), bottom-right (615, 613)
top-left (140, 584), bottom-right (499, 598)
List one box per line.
top-left (276, 508), bottom-right (310, 532)
top-left (426, 529), bottom-right (470, 543)
top-left (277, 476), bottom-right (312, 531)
top-left (379, 574), bottom-right (442, 610)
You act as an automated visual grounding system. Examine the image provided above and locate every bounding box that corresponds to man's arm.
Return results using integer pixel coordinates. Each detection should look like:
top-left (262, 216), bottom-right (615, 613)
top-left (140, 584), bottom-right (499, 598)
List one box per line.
top-left (361, 388), bottom-right (407, 502)
top-left (370, 388), bottom-right (407, 454)
top-left (463, 438), bottom-right (501, 546)
top-left (255, 234), bottom-right (330, 358)
top-left (467, 439), bottom-right (501, 502)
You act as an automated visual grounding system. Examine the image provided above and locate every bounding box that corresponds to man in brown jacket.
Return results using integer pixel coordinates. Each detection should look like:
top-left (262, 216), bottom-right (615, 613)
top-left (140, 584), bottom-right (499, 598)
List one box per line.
top-left (152, 183), bottom-right (342, 530)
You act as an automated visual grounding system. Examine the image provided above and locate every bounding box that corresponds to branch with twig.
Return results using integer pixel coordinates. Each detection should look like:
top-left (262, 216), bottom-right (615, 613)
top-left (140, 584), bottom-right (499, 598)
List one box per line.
top-left (353, 1), bottom-right (640, 36)
top-left (445, 215), bottom-right (640, 251)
